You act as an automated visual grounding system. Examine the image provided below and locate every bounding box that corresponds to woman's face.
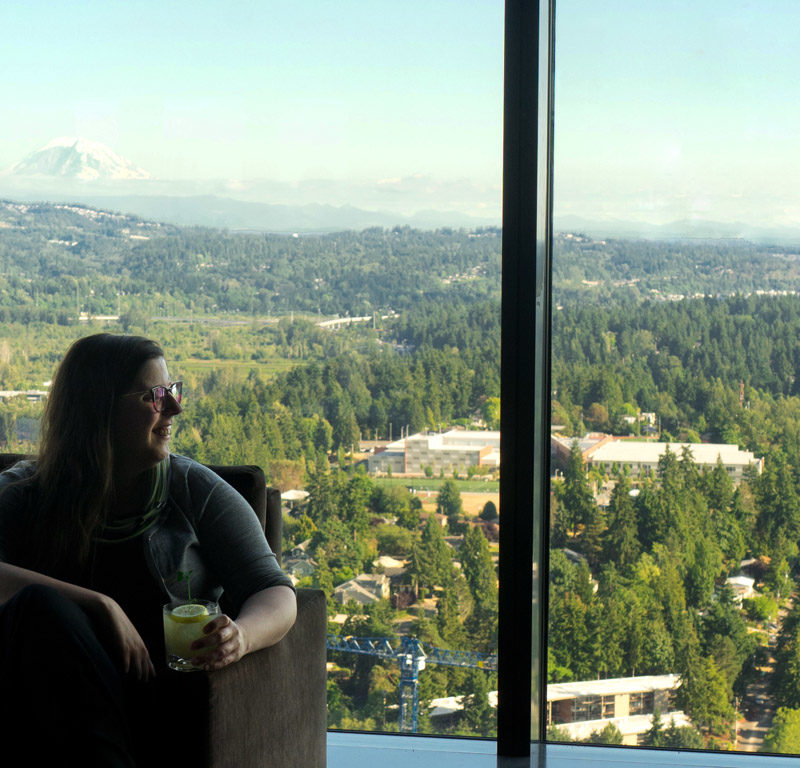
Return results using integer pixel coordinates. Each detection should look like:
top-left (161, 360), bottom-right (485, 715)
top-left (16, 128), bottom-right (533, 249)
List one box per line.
top-left (112, 356), bottom-right (182, 480)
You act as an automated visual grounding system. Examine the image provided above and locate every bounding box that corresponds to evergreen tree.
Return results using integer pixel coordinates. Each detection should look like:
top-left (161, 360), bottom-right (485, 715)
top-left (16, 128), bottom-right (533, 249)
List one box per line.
top-left (436, 581), bottom-right (465, 647)
top-left (479, 500), bottom-right (498, 521)
top-left (662, 719), bottom-right (704, 749)
top-left (604, 476), bottom-right (640, 570)
top-left (642, 708), bottom-right (664, 746)
top-left (459, 525), bottom-right (497, 606)
top-left (559, 440), bottom-right (595, 535)
top-left (581, 504), bottom-right (606, 569)
top-left (704, 456), bottom-right (735, 515)
top-left (773, 607), bottom-right (800, 709)
top-left (460, 525), bottom-right (498, 652)
top-left (436, 479), bottom-right (463, 531)
top-left (411, 516), bottom-right (451, 594)
top-left (460, 669), bottom-right (495, 736)
top-left (677, 655), bottom-right (735, 734)
top-left (586, 721), bottom-right (623, 745)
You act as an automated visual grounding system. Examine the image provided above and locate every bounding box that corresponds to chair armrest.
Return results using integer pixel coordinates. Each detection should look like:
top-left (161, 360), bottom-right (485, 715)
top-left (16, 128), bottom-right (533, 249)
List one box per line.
top-left (204, 588), bottom-right (328, 768)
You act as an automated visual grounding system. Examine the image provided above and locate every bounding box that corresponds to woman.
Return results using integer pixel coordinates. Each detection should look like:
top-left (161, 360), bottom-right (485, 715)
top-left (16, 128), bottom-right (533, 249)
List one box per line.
top-left (0, 333), bottom-right (296, 765)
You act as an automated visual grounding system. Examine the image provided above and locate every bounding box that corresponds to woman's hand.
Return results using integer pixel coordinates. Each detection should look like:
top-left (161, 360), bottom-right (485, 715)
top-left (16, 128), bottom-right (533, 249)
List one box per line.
top-left (188, 586), bottom-right (296, 672)
top-left (190, 614), bottom-right (248, 671)
top-left (95, 595), bottom-right (156, 681)
top-left (0, 563), bottom-right (156, 681)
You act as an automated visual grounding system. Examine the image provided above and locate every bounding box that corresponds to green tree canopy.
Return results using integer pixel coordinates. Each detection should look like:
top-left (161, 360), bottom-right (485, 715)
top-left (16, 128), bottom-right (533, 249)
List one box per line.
top-left (763, 707), bottom-right (800, 754)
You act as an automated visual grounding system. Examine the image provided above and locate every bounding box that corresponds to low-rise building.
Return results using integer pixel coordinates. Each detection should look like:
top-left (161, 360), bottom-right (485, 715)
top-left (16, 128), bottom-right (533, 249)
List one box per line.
top-left (547, 674), bottom-right (685, 746)
top-left (281, 489), bottom-right (310, 514)
top-left (368, 429), bottom-right (500, 475)
top-left (552, 433), bottom-right (763, 483)
top-left (428, 681), bottom-right (689, 746)
top-left (553, 711), bottom-right (693, 745)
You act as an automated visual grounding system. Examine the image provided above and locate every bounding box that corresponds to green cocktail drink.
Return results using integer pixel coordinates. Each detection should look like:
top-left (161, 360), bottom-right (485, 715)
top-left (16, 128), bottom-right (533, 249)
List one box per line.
top-left (162, 599), bottom-right (219, 671)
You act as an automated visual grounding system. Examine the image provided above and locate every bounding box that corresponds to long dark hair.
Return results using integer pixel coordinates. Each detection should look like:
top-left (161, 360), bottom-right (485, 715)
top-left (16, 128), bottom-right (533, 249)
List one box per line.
top-left (32, 333), bottom-right (164, 574)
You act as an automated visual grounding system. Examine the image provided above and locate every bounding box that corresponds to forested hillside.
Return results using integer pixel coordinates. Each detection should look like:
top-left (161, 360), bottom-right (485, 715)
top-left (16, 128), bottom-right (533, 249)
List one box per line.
top-left (552, 294), bottom-right (800, 453)
top-left (6, 200), bottom-right (800, 321)
top-left (0, 201), bottom-right (500, 317)
top-left (7, 205), bottom-right (800, 743)
top-left (554, 233), bottom-right (800, 303)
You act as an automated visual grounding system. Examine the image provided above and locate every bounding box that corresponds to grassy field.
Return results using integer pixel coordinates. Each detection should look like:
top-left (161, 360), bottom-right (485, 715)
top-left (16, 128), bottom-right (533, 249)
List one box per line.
top-left (371, 476), bottom-right (499, 494)
top-left (177, 357), bottom-right (299, 378)
top-left (371, 476), bottom-right (500, 519)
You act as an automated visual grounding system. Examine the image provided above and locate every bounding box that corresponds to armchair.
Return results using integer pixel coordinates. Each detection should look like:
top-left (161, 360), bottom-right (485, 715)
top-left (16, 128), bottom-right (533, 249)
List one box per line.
top-left (0, 455), bottom-right (327, 768)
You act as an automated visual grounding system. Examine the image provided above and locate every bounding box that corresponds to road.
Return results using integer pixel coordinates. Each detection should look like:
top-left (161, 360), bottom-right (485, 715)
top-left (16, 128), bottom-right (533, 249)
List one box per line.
top-left (736, 598), bottom-right (793, 751)
top-left (737, 661), bottom-right (774, 751)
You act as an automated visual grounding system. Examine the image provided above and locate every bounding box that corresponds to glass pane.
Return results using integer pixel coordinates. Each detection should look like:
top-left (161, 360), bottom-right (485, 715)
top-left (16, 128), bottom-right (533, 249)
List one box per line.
top-left (549, 0), bottom-right (800, 754)
top-left (0, 0), bottom-right (503, 740)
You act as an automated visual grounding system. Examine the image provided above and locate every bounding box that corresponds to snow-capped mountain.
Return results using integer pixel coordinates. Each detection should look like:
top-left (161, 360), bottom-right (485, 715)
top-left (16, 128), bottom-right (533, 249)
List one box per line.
top-left (6, 137), bottom-right (151, 180)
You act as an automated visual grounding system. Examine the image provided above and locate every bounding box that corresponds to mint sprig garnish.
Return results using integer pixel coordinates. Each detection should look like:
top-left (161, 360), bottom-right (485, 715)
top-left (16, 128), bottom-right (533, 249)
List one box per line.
top-left (177, 570), bottom-right (194, 602)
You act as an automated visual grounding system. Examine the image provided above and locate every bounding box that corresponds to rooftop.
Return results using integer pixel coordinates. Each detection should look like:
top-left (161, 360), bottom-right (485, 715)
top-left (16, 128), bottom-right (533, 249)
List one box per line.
top-left (588, 440), bottom-right (760, 467)
top-left (546, 674), bottom-right (680, 701)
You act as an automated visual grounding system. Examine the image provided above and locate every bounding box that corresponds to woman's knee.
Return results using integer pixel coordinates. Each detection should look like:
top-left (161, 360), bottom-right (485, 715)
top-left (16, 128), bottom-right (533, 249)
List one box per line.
top-left (13, 583), bottom-right (64, 608)
top-left (13, 583), bottom-right (81, 616)
top-left (5, 584), bottom-right (95, 642)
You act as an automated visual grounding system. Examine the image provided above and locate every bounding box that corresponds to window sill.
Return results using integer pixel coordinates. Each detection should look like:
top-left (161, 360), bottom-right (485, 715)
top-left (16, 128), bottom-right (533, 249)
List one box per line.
top-left (327, 732), bottom-right (797, 767)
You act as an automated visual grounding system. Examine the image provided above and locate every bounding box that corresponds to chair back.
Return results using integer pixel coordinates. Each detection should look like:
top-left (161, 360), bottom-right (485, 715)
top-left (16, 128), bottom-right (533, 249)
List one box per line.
top-left (206, 464), bottom-right (282, 563)
top-left (0, 455), bottom-right (282, 563)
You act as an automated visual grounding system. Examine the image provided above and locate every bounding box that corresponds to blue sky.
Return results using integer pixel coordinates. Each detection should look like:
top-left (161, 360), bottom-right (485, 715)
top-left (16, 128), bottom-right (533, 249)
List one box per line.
top-left (0, 1), bottom-right (502, 184)
top-left (555, 0), bottom-right (800, 226)
top-left (1, 1), bottom-right (799, 226)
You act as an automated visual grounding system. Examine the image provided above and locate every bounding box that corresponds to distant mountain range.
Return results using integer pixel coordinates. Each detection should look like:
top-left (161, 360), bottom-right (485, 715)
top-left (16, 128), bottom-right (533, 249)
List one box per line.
top-left (4, 138), bottom-right (800, 241)
top-left (0, 185), bottom-right (498, 234)
top-left (0, 137), bottom-right (498, 233)
top-left (554, 215), bottom-right (800, 245)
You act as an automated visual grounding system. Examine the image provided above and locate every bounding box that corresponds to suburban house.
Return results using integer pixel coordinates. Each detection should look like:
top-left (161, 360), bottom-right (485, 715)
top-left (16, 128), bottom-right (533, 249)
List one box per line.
top-left (283, 556), bottom-right (317, 584)
top-left (334, 573), bottom-right (391, 605)
top-left (725, 575), bottom-right (756, 604)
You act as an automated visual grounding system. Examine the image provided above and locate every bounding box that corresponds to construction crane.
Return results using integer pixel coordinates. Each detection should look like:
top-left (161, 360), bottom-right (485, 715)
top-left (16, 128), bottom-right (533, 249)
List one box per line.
top-left (327, 634), bottom-right (497, 733)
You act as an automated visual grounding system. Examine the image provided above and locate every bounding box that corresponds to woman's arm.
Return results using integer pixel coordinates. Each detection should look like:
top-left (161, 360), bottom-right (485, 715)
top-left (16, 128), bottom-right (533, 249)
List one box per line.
top-left (0, 561), bottom-right (156, 680)
top-left (189, 584), bottom-right (297, 671)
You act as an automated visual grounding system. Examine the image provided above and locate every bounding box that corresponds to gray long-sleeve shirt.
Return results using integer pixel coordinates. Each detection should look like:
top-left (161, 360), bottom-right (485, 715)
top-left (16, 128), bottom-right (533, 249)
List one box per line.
top-left (0, 454), bottom-right (293, 617)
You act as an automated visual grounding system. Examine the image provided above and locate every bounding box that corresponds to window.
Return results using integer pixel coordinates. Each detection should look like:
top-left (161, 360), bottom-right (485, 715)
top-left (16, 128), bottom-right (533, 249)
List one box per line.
top-left (14, 0), bottom-right (797, 763)
top-left (547, 0), bottom-right (800, 757)
top-left (629, 692), bottom-right (655, 717)
top-left (2, 0), bottom-right (507, 750)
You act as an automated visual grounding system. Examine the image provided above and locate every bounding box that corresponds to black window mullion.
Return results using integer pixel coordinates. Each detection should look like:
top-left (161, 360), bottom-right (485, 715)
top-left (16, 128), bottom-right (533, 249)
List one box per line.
top-left (498, 0), bottom-right (555, 756)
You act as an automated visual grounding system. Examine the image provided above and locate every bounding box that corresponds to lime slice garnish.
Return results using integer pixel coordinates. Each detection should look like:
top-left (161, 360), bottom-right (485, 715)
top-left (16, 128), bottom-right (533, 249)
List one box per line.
top-left (170, 603), bottom-right (210, 623)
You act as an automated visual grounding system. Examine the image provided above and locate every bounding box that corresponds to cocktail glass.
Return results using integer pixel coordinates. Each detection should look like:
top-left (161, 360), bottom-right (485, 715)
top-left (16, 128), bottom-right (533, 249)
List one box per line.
top-left (162, 599), bottom-right (219, 671)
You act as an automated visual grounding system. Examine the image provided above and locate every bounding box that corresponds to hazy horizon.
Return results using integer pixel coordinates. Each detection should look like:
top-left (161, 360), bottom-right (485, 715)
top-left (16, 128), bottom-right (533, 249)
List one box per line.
top-left (2, 1), bottom-right (799, 231)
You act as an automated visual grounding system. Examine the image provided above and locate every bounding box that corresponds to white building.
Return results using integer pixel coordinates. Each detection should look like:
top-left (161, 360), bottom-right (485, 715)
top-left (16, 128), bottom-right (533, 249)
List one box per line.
top-left (429, 677), bottom-right (689, 747)
top-left (367, 429), bottom-right (500, 475)
top-left (429, 690), bottom-right (499, 727)
top-left (547, 674), bottom-right (686, 746)
top-left (552, 433), bottom-right (762, 483)
top-left (552, 711), bottom-right (693, 745)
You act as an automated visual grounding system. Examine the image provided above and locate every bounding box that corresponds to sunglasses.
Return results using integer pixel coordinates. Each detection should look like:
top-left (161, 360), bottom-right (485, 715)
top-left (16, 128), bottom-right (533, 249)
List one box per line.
top-left (122, 381), bottom-right (183, 413)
